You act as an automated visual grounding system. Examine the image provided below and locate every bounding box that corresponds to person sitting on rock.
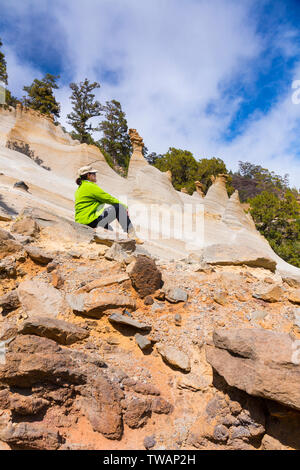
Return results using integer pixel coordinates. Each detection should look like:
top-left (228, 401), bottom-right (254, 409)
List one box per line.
top-left (75, 165), bottom-right (143, 244)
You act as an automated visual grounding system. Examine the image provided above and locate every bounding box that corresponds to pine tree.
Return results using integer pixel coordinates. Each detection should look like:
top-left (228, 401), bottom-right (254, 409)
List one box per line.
top-left (0, 38), bottom-right (8, 106)
top-left (231, 161), bottom-right (289, 202)
top-left (145, 152), bottom-right (163, 165)
top-left (5, 89), bottom-right (19, 107)
top-left (67, 78), bottom-right (102, 144)
top-left (0, 38), bottom-right (8, 85)
top-left (23, 73), bottom-right (60, 118)
top-left (97, 100), bottom-right (131, 169)
top-left (154, 148), bottom-right (200, 193)
top-left (249, 190), bottom-right (300, 267)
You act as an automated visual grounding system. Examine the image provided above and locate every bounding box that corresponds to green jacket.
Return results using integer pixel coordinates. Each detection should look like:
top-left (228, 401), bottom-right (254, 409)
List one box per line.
top-left (75, 180), bottom-right (124, 225)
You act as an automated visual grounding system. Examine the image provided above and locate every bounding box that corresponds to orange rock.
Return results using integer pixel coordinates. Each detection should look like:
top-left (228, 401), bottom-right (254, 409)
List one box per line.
top-left (288, 289), bottom-right (300, 304)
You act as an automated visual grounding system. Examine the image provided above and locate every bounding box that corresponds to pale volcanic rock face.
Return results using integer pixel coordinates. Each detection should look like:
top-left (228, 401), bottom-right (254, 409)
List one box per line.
top-left (0, 105), bottom-right (300, 282)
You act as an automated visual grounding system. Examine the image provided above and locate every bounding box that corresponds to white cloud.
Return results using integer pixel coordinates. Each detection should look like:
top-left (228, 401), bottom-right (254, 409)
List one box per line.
top-left (2, 0), bottom-right (300, 188)
top-left (51, 0), bottom-right (262, 143)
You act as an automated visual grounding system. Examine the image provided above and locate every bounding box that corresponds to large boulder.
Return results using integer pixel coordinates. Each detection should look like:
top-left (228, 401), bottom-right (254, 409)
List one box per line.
top-left (104, 241), bottom-right (137, 263)
top-left (0, 334), bottom-right (123, 441)
top-left (0, 420), bottom-right (62, 450)
top-left (283, 275), bottom-right (300, 289)
top-left (25, 246), bottom-right (54, 265)
top-left (19, 207), bottom-right (94, 243)
top-left (0, 320), bottom-right (18, 341)
top-left (164, 286), bottom-right (188, 303)
top-left (79, 374), bottom-right (123, 440)
top-left (0, 290), bottom-right (20, 314)
top-left (123, 398), bottom-right (151, 429)
top-left (9, 394), bottom-right (48, 416)
top-left (93, 228), bottom-right (136, 249)
top-left (18, 316), bottom-right (89, 345)
top-left (253, 284), bottom-right (286, 302)
top-left (0, 209), bottom-right (12, 222)
top-left (108, 313), bottom-right (150, 331)
top-left (66, 290), bottom-right (136, 318)
top-left (0, 335), bottom-right (87, 387)
top-left (188, 391), bottom-right (266, 450)
top-left (156, 343), bottom-right (191, 372)
top-left (203, 244), bottom-right (277, 272)
top-left (206, 328), bottom-right (300, 411)
top-left (127, 255), bottom-right (162, 298)
top-left (11, 216), bottom-right (40, 238)
top-left (289, 289), bottom-right (300, 305)
top-left (77, 273), bottom-right (130, 293)
top-left (0, 257), bottom-right (17, 279)
top-left (17, 279), bottom-right (64, 318)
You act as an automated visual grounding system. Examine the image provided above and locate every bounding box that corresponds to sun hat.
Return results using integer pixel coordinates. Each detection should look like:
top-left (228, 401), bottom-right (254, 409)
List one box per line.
top-left (77, 165), bottom-right (98, 178)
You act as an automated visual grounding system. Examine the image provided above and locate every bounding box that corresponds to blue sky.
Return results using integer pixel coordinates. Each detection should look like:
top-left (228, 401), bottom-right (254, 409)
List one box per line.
top-left (1, 0), bottom-right (300, 188)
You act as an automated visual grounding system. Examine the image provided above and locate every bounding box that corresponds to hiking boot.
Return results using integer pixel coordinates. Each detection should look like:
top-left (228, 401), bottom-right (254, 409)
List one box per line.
top-left (133, 236), bottom-right (144, 245)
top-left (128, 227), bottom-right (144, 244)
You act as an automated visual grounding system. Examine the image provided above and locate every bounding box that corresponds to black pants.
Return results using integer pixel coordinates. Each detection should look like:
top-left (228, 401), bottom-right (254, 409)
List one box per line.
top-left (88, 203), bottom-right (133, 233)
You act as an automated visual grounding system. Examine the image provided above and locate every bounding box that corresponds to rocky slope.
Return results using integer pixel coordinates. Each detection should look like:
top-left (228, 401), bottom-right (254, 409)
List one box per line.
top-left (0, 106), bottom-right (300, 450)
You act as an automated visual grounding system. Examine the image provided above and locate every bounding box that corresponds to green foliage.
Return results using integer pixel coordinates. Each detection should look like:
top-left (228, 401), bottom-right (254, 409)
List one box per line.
top-left (97, 100), bottom-right (131, 169)
top-left (5, 89), bottom-right (20, 107)
top-left (231, 161), bottom-right (289, 202)
top-left (145, 152), bottom-right (163, 165)
top-left (153, 148), bottom-right (232, 195)
top-left (197, 157), bottom-right (233, 194)
top-left (142, 144), bottom-right (149, 159)
top-left (23, 73), bottom-right (60, 118)
top-left (154, 148), bottom-right (199, 193)
top-left (69, 130), bottom-right (96, 146)
top-left (0, 88), bottom-right (20, 110)
top-left (249, 190), bottom-right (300, 267)
top-left (94, 142), bottom-right (115, 171)
top-left (66, 127), bottom-right (116, 172)
top-left (67, 78), bottom-right (102, 144)
top-left (0, 38), bottom-right (8, 85)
